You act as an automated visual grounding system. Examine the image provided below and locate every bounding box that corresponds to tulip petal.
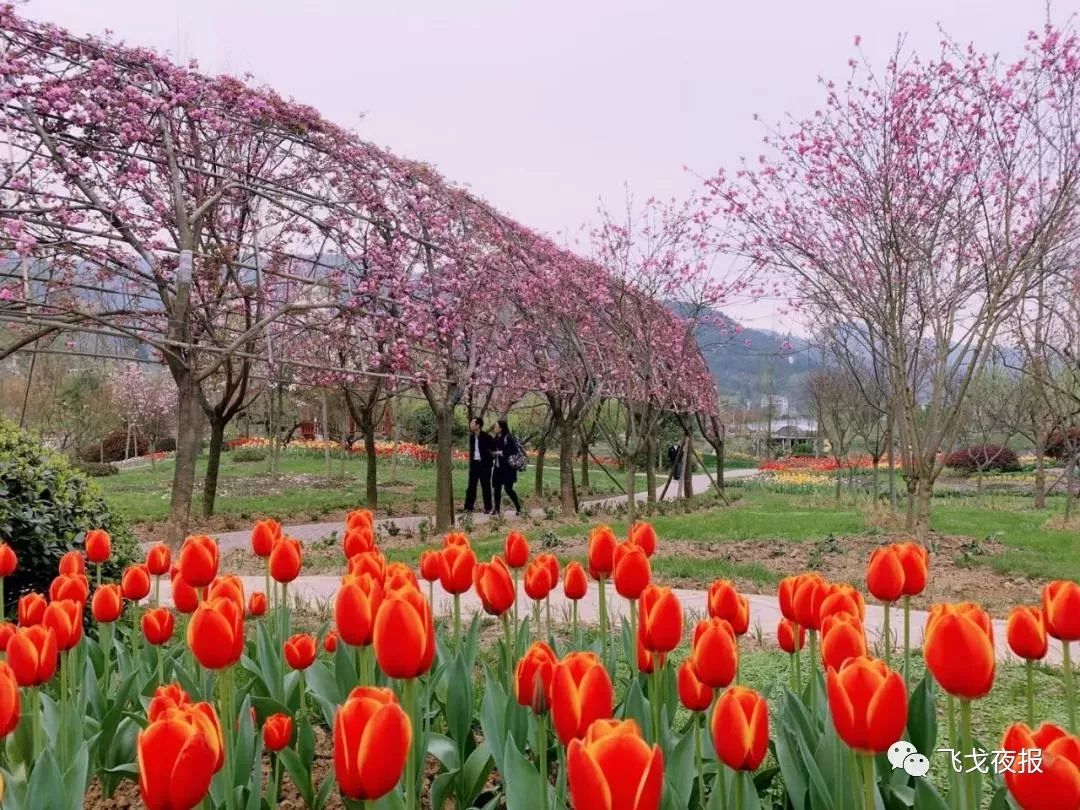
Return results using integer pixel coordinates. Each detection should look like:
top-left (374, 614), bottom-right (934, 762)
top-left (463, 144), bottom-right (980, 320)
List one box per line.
top-left (568, 739), bottom-right (613, 810)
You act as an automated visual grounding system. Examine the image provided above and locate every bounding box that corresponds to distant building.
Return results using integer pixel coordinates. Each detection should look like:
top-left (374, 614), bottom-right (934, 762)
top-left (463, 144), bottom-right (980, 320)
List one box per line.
top-left (729, 416), bottom-right (820, 457)
top-left (759, 394), bottom-right (789, 415)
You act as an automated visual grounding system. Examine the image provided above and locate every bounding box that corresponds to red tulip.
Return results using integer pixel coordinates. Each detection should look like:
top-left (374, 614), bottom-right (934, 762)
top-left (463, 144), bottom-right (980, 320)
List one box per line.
top-left (343, 525), bottom-right (376, 559)
top-left (49, 573), bottom-right (89, 604)
top-left (820, 613), bottom-right (867, 671)
top-left (515, 641), bottom-right (557, 714)
top-left (178, 535), bottom-right (219, 588)
top-left (7, 625), bottom-right (57, 686)
top-left (588, 525), bottom-right (617, 579)
top-left (187, 596), bottom-right (245, 670)
top-left (613, 543), bottom-right (651, 600)
top-left (707, 579), bottom-right (750, 635)
top-left (146, 544), bottom-right (172, 577)
top-left (419, 550), bottom-right (441, 583)
top-left (18, 592), bottom-right (46, 626)
top-left (537, 553), bottom-right (560, 592)
top-left (1043, 580), bottom-right (1080, 641)
top-left (0, 622), bottom-right (15, 653)
top-left (567, 719), bottom-right (663, 810)
top-left (335, 574), bottom-right (383, 648)
top-left (792, 574), bottom-right (829, 631)
top-left (248, 591), bottom-right (268, 617)
top-left (251, 518), bottom-right (282, 558)
top-left (895, 542), bottom-right (929, 596)
top-left (677, 660), bottom-right (712, 712)
top-left (1001, 722), bottom-right (1080, 810)
top-left (866, 546), bottom-right (905, 602)
top-left (346, 509), bottom-right (375, 532)
top-left (818, 584), bottom-right (865, 626)
top-left (147, 683), bottom-right (191, 720)
top-left (439, 543), bottom-right (476, 595)
top-left (777, 575), bottom-right (802, 622)
top-left (333, 687), bottom-right (411, 801)
top-left (58, 550), bottom-right (85, 575)
top-left (142, 607), bottom-right (175, 646)
top-left (636, 629), bottom-right (655, 675)
top-left (711, 686), bottom-right (769, 770)
top-left (43, 599), bottom-right (83, 651)
top-left (629, 521), bottom-right (658, 557)
top-left (551, 652), bottom-right (615, 745)
top-left (208, 575), bottom-right (245, 608)
top-left (346, 550), bottom-right (387, 582)
top-left (778, 618), bottom-right (806, 654)
top-left (263, 713), bottom-right (294, 752)
top-left (924, 602), bottom-right (995, 699)
top-left (284, 633), bottom-right (317, 670)
top-left (443, 532), bottom-right (471, 549)
top-left (473, 556), bottom-right (516, 617)
top-left (690, 618), bottom-right (737, 689)
top-left (122, 564), bottom-right (152, 601)
top-left (1007, 606), bottom-right (1048, 661)
top-left (504, 531), bottom-right (530, 568)
top-left (0, 661), bottom-right (20, 736)
top-left (170, 570), bottom-right (200, 614)
top-left (138, 703), bottom-right (222, 809)
top-left (323, 629), bottom-right (339, 653)
top-left (563, 562), bottom-right (588, 600)
top-left (270, 536), bottom-right (303, 584)
top-left (84, 529), bottom-right (111, 564)
top-left (0, 544), bottom-right (16, 578)
top-left (373, 585), bottom-right (435, 679)
top-left (826, 656), bottom-right (907, 753)
top-left (639, 585), bottom-right (683, 655)
top-left (524, 557), bottom-right (554, 602)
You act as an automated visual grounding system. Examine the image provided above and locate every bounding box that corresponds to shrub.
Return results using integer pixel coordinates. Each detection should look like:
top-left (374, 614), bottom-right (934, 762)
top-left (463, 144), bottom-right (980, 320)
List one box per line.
top-left (79, 429), bottom-right (149, 463)
top-left (232, 447), bottom-right (267, 463)
top-left (1046, 427), bottom-right (1080, 461)
top-left (791, 441), bottom-right (815, 456)
top-left (0, 419), bottom-right (137, 613)
top-left (945, 444), bottom-right (1021, 474)
top-left (75, 461), bottom-right (119, 477)
top-left (154, 436), bottom-right (177, 452)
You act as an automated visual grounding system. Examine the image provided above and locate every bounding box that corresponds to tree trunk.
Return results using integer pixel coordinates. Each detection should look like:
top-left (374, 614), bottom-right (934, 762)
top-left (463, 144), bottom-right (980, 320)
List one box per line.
top-left (886, 417), bottom-right (897, 513)
top-left (322, 392), bottom-right (332, 481)
top-left (202, 417), bottom-right (226, 518)
top-left (915, 478), bottom-right (934, 544)
top-left (434, 406), bottom-right (455, 531)
top-left (904, 476), bottom-right (918, 533)
top-left (626, 457), bottom-right (637, 520)
top-left (362, 420), bottom-right (378, 509)
top-left (579, 433), bottom-right (590, 491)
top-left (167, 373), bottom-right (201, 547)
top-left (871, 459), bottom-right (880, 500)
top-left (681, 434), bottom-right (693, 498)
top-left (716, 440), bottom-right (725, 492)
top-left (834, 462), bottom-right (842, 503)
top-left (645, 432), bottom-right (657, 504)
top-left (1034, 442), bottom-right (1046, 509)
top-left (558, 425), bottom-right (576, 517)
top-left (534, 444), bottom-right (546, 499)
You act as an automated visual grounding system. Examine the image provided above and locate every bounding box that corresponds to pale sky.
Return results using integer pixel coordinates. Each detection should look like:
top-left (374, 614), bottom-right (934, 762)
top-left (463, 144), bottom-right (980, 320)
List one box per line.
top-left (22, 0), bottom-right (1060, 334)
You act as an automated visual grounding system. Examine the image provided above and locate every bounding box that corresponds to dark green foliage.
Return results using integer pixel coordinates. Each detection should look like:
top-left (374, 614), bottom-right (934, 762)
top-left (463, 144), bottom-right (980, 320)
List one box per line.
top-left (74, 461), bottom-right (119, 477)
top-left (0, 419), bottom-right (137, 612)
top-left (231, 447), bottom-right (268, 463)
top-left (79, 429), bottom-right (149, 463)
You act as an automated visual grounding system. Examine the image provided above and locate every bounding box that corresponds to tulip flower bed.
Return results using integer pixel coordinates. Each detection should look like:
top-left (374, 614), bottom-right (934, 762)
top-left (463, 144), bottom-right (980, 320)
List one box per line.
top-left (0, 513), bottom-right (1076, 810)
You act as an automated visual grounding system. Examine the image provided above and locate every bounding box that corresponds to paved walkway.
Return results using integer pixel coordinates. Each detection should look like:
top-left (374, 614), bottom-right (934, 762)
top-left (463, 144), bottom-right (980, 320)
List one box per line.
top-left (157, 576), bottom-right (1063, 666)
top-left (211, 469), bottom-right (758, 551)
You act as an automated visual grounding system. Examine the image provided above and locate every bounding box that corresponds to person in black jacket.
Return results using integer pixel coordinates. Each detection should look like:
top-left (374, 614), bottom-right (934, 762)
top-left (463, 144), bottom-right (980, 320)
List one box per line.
top-left (492, 419), bottom-right (523, 515)
top-left (462, 416), bottom-right (495, 513)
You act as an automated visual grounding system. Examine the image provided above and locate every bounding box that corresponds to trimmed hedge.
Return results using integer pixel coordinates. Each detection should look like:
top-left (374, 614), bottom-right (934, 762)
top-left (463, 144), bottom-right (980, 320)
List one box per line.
top-left (945, 444), bottom-right (1021, 474)
top-left (0, 419), bottom-right (137, 613)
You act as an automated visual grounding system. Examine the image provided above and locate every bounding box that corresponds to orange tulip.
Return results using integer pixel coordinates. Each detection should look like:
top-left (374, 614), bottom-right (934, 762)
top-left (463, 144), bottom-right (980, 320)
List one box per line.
top-left (564, 562), bottom-right (588, 600)
top-left (346, 550), bottom-right (387, 582)
top-left (636, 630), bottom-right (655, 675)
top-left (820, 613), bottom-right (867, 671)
top-left (142, 607), bottom-right (175, 646)
top-left (690, 618), bottom-right (738, 689)
top-left (0, 543), bottom-right (15, 578)
top-left (474, 556), bottom-right (516, 617)
top-left (1043, 580), bottom-right (1080, 641)
top-left (1001, 722), bottom-right (1080, 810)
top-left (895, 542), bottom-right (929, 596)
top-left (141, 545), bottom-right (170, 579)
top-left (826, 656), bottom-right (907, 753)
top-left (84, 529), bottom-right (111, 564)
top-left (629, 521), bottom-right (658, 557)
top-left (58, 550), bottom-right (84, 575)
top-left (346, 509), bottom-right (375, 532)
top-left (418, 550), bottom-right (441, 583)
top-left (263, 713), bottom-right (294, 752)
top-left (677, 660), bottom-right (712, 712)
top-left (148, 683), bottom-right (191, 720)
top-left (137, 704), bottom-right (220, 810)
top-left (443, 531), bottom-right (471, 549)
top-left (171, 571), bottom-right (200, 614)
top-left (711, 686), bottom-right (770, 770)
top-left (323, 629), bottom-right (339, 653)
top-left (7, 625), bottom-right (57, 686)
top-left (537, 553), bottom-right (560, 590)
top-left (207, 575), bottom-right (245, 608)
top-left (777, 574), bottom-right (802, 622)
top-left (91, 587), bottom-right (123, 626)
top-left (284, 633), bottom-right (317, 670)
top-left (178, 535), bottom-right (219, 588)
top-left (613, 543), bottom-right (651, 601)
top-left (248, 591), bottom-right (267, 617)
top-left (270, 537), bottom-right (303, 584)
top-left (0, 622), bottom-right (15, 653)
top-left (17, 592), bottom-right (46, 626)
top-left (524, 558), bottom-right (554, 601)
top-left (588, 525), bottom-right (617, 579)
top-left (333, 686), bottom-right (411, 801)
top-left (551, 652), bottom-right (615, 745)
top-left (122, 564), bottom-right (152, 601)
top-left (792, 574), bottom-right (829, 631)
top-left (187, 596), bottom-right (245, 670)
top-left (818, 584), bottom-right (865, 625)
top-left (639, 585), bottom-right (683, 654)
top-left (707, 579), bottom-right (750, 635)
top-left (49, 573), bottom-right (89, 604)
top-left (373, 585), bottom-right (434, 679)
top-left (343, 525), bottom-right (376, 559)
top-left (439, 543), bottom-right (476, 595)
top-left (0, 662), bottom-right (19, 737)
top-left (335, 574), bottom-right (383, 648)
top-left (251, 518), bottom-right (282, 558)
top-left (504, 531), bottom-right (530, 568)
top-left (866, 546), bottom-right (905, 602)
top-left (1007, 606), bottom-right (1048, 661)
top-left (778, 618), bottom-right (806, 654)
top-left (924, 602), bottom-right (995, 699)
top-left (516, 641), bottom-right (557, 714)
top-left (384, 562), bottom-right (418, 591)
top-left (43, 599), bottom-right (82, 651)
top-left (567, 719), bottom-right (663, 810)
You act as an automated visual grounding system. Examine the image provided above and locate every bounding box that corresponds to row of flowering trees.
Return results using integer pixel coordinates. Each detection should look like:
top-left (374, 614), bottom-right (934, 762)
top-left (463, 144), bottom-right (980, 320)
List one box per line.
top-left (0, 8), bottom-right (740, 539)
top-left (0, 511), bottom-right (1075, 807)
